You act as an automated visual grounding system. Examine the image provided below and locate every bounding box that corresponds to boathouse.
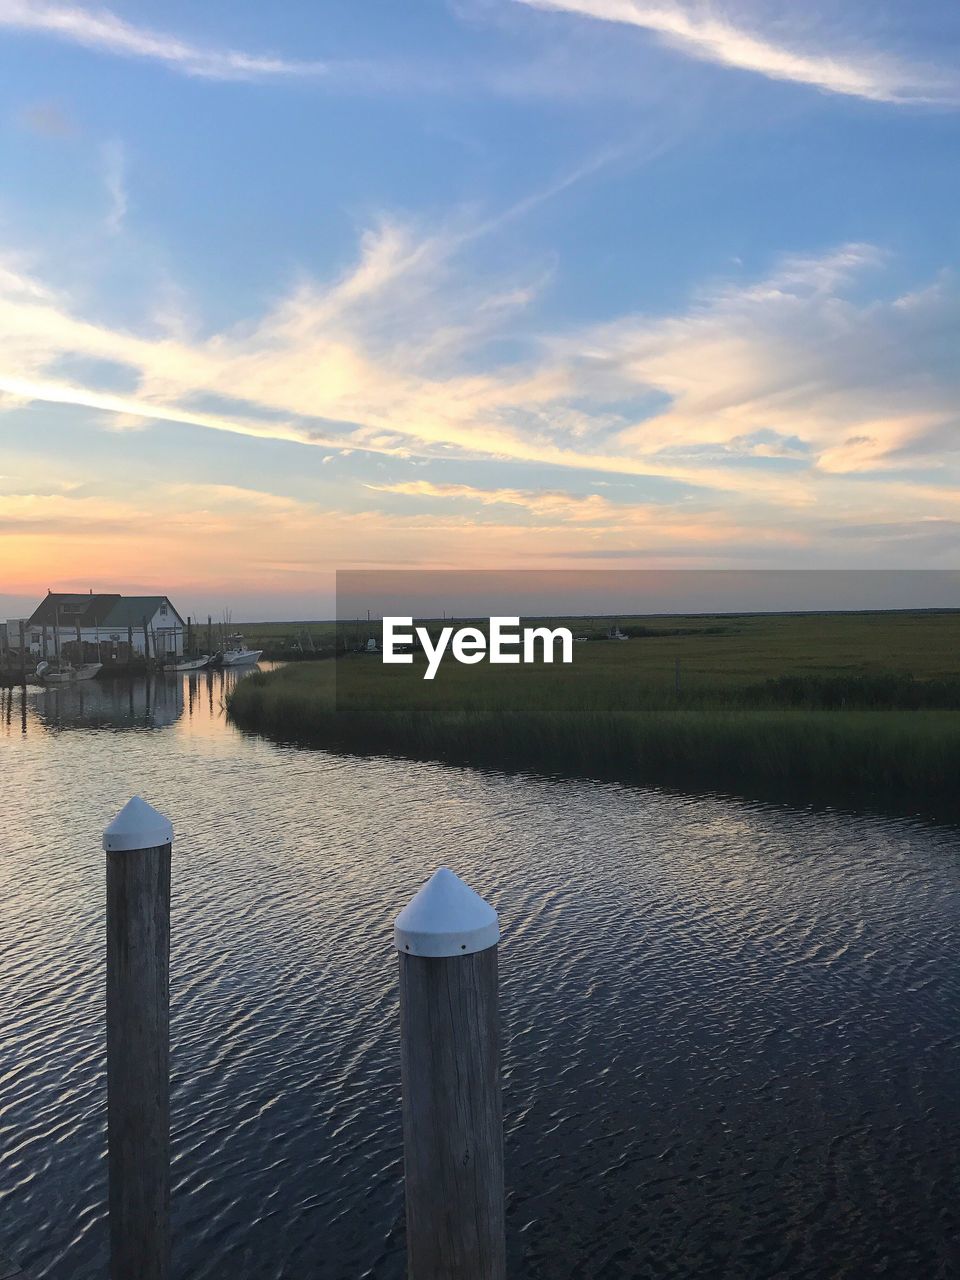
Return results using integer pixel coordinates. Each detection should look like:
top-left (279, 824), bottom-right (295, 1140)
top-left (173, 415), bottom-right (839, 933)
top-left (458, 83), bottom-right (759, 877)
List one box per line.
top-left (23, 592), bottom-right (186, 663)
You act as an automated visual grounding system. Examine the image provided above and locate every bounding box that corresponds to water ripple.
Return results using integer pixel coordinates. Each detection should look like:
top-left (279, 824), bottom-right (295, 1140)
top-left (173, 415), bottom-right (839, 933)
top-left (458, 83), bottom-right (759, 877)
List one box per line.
top-left (1, 676), bottom-right (960, 1277)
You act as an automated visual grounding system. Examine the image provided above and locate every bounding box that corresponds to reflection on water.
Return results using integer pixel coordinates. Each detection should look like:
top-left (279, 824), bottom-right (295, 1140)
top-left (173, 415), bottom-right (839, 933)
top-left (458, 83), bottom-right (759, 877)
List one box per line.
top-left (2, 671), bottom-right (960, 1279)
top-left (4, 664), bottom-right (277, 735)
top-left (33, 674), bottom-right (187, 730)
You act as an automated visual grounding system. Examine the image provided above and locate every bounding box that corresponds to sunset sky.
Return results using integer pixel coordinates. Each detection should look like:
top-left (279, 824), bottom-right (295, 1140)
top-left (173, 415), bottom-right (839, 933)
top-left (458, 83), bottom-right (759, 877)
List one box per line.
top-left (2, 0), bottom-right (959, 619)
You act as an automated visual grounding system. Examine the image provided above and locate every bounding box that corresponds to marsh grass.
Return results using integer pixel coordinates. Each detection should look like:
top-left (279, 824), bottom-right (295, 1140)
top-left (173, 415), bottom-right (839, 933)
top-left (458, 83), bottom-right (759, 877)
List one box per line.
top-left (227, 611), bottom-right (960, 810)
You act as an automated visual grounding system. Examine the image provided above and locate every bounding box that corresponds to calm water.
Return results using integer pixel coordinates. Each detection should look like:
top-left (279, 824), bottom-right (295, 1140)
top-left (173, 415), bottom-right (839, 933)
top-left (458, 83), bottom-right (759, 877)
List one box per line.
top-left (2, 669), bottom-right (960, 1279)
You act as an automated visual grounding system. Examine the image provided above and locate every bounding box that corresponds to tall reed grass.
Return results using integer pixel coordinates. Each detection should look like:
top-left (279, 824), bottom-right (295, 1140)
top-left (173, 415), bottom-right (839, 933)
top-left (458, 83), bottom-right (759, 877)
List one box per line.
top-left (227, 656), bottom-right (960, 811)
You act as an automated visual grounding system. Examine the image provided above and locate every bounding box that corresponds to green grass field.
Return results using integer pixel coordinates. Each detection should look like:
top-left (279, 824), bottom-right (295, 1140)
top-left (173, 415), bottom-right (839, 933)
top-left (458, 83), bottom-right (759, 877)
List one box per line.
top-left (227, 611), bottom-right (960, 813)
top-left (231, 620), bottom-right (339, 657)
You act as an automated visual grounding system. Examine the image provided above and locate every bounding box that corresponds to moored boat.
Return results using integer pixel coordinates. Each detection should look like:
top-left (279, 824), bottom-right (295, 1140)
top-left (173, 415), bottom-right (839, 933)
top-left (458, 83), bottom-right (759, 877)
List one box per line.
top-left (36, 660), bottom-right (103, 683)
top-left (220, 646), bottom-right (263, 666)
top-left (168, 655), bottom-right (211, 671)
top-left (217, 633), bottom-right (263, 666)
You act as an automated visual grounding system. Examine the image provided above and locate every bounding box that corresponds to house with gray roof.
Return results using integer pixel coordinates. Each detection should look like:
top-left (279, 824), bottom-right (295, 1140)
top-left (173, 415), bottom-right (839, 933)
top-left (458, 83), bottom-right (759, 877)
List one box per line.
top-left (23, 592), bottom-right (186, 661)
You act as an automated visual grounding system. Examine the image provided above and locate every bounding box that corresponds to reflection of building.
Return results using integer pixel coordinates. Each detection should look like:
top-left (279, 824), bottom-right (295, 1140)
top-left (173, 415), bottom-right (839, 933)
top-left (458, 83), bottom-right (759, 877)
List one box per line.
top-left (33, 673), bottom-right (186, 730)
top-left (23, 592), bottom-right (185, 663)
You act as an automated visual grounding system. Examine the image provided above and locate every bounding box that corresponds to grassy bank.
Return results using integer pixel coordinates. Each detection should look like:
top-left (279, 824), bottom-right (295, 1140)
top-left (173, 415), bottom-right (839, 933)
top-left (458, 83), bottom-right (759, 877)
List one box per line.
top-left (228, 621), bottom-right (339, 660)
top-left (227, 611), bottom-right (960, 813)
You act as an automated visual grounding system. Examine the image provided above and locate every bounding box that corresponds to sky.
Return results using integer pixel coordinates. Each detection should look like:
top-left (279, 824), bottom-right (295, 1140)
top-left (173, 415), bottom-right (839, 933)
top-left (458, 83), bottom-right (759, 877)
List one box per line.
top-left (1, 0), bottom-right (959, 619)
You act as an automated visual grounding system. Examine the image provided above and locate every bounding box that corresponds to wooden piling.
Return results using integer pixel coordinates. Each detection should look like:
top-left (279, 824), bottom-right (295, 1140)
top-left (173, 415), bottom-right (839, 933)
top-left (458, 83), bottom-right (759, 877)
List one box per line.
top-left (104, 797), bottom-right (173, 1280)
top-left (17, 621), bottom-right (25, 683)
top-left (395, 868), bottom-right (505, 1280)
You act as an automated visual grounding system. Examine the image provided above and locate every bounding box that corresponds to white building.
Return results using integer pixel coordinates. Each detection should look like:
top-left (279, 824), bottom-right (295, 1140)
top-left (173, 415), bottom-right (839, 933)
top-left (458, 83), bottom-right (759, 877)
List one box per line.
top-left (24, 592), bottom-right (186, 661)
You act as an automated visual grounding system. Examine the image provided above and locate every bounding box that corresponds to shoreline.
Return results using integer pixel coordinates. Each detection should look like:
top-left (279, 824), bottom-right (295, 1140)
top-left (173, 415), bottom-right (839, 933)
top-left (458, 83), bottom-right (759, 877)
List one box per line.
top-left (226, 662), bottom-right (960, 823)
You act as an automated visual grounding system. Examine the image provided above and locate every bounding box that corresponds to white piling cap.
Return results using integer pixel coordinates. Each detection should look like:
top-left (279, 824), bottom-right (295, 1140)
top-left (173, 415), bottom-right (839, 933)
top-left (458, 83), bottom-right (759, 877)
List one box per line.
top-left (103, 796), bottom-right (173, 852)
top-left (394, 867), bottom-right (499, 958)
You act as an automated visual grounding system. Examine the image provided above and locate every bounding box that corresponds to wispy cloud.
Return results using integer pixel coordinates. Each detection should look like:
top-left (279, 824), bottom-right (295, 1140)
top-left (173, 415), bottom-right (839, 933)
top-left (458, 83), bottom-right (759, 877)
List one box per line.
top-left (0, 481), bottom-right (623, 598)
top-left (4, 476), bottom-right (813, 607)
top-left (516, 0), bottom-right (959, 105)
top-left (0, 0), bottom-right (328, 81)
top-left (554, 243), bottom-right (960, 478)
top-left (365, 478), bottom-right (805, 557)
top-left (369, 478), bottom-right (625, 520)
top-left (1, 220), bottom-right (959, 537)
top-left (101, 139), bottom-right (127, 234)
top-left (368, 478), bottom-right (733, 534)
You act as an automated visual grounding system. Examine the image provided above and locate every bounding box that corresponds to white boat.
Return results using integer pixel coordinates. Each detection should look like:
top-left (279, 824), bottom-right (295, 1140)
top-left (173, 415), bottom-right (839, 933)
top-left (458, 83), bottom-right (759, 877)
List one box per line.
top-left (214, 632), bottom-right (262, 667)
top-left (168, 655), bottom-right (210, 671)
top-left (220, 647), bottom-right (263, 666)
top-left (36, 660), bottom-right (103, 683)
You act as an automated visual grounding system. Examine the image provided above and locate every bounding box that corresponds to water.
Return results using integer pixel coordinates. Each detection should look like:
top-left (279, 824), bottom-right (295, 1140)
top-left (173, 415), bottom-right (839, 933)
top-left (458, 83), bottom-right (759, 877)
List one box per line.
top-left (2, 669), bottom-right (960, 1279)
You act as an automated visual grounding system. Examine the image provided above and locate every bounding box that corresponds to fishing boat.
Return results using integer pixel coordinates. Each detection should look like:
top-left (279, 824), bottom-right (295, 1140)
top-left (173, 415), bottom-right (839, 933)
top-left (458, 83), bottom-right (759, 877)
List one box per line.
top-left (36, 660), bottom-right (103, 683)
top-left (167, 655), bottom-right (210, 672)
top-left (218, 634), bottom-right (263, 666)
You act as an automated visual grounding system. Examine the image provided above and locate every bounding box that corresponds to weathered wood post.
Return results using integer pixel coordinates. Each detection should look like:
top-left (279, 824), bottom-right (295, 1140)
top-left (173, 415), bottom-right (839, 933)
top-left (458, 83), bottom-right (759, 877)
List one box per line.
top-left (104, 796), bottom-right (173, 1280)
top-left (395, 868), bottom-right (505, 1280)
top-left (18, 620), bottom-right (26, 683)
